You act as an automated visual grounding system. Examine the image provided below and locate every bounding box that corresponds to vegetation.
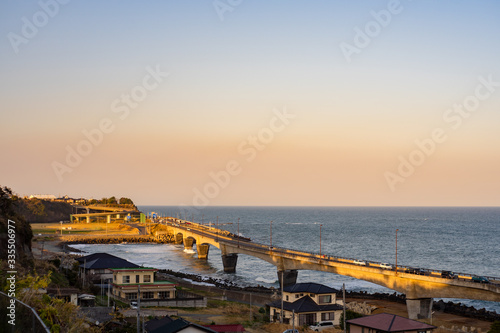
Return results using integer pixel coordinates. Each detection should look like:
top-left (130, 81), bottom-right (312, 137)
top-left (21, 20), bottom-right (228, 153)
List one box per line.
top-left (489, 321), bottom-right (500, 333)
top-left (339, 309), bottom-right (364, 330)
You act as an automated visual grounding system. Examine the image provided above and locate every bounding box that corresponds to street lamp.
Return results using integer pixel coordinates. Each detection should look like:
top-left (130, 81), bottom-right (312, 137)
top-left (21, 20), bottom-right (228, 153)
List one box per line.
top-left (60, 221), bottom-right (63, 236)
top-left (237, 218), bottom-right (240, 248)
top-left (320, 224), bottom-right (322, 258)
top-left (395, 229), bottom-right (399, 274)
top-left (270, 221), bottom-right (273, 248)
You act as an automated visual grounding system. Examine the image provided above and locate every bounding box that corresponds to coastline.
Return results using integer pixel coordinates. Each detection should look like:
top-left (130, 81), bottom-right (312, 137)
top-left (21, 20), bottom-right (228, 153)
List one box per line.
top-left (32, 238), bottom-right (499, 330)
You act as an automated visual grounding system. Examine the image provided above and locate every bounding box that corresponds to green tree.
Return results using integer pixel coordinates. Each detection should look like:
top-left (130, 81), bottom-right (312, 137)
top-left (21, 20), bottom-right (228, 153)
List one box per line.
top-left (488, 321), bottom-right (500, 333)
top-left (339, 310), bottom-right (364, 330)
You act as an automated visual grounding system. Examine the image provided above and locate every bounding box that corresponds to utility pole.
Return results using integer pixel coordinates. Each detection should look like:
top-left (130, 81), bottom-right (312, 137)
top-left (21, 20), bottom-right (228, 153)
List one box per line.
top-left (320, 224), bottom-right (322, 257)
top-left (280, 270), bottom-right (284, 323)
top-left (137, 285), bottom-right (140, 333)
top-left (343, 283), bottom-right (346, 333)
top-left (395, 229), bottom-right (399, 275)
top-left (270, 221), bottom-right (273, 248)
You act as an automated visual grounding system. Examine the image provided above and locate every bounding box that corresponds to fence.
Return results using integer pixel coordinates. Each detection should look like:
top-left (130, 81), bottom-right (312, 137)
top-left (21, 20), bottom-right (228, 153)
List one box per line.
top-left (0, 291), bottom-right (50, 333)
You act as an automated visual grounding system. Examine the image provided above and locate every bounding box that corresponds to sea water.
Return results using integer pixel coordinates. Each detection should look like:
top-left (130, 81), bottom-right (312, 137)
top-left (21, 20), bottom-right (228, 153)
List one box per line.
top-left (71, 206), bottom-right (500, 312)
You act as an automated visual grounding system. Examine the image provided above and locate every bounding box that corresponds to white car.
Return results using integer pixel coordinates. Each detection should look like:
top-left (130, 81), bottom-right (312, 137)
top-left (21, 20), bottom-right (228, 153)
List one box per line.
top-left (130, 301), bottom-right (138, 309)
top-left (353, 259), bottom-right (367, 266)
top-left (309, 321), bottom-right (335, 331)
top-left (380, 263), bottom-right (393, 270)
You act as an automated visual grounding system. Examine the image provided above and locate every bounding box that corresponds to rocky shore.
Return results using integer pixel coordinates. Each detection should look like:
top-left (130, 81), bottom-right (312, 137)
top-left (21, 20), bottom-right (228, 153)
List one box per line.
top-left (157, 269), bottom-right (499, 323)
top-left (47, 239), bottom-right (500, 325)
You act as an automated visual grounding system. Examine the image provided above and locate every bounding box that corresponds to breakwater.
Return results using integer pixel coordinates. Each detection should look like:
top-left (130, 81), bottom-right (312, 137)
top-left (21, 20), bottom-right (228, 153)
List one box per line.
top-left (346, 291), bottom-right (500, 322)
top-left (61, 234), bottom-right (174, 244)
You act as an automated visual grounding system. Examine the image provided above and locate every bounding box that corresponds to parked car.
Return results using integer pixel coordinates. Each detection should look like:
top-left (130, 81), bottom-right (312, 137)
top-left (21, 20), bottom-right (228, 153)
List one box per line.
top-left (405, 267), bottom-right (425, 275)
top-left (309, 321), bottom-right (335, 331)
top-left (441, 271), bottom-right (457, 279)
top-left (353, 260), bottom-right (367, 266)
top-left (380, 263), bottom-right (393, 270)
top-left (130, 301), bottom-right (138, 309)
top-left (282, 330), bottom-right (299, 333)
top-left (472, 276), bottom-right (489, 283)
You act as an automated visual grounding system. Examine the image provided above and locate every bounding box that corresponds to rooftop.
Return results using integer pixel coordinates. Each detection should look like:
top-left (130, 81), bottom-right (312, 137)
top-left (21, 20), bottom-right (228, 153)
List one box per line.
top-left (283, 282), bottom-right (338, 294)
top-left (346, 313), bottom-right (436, 331)
top-left (77, 253), bottom-right (140, 270)
top-left (268, 295), bottom-right (343, 313)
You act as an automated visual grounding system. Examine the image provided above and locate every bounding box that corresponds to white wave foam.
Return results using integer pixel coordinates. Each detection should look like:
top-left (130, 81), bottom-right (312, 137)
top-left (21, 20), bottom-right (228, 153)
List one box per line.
top-left (255, 276), bottom-right (277, 284)
top-left (184, 249), bottom-right (196, 254)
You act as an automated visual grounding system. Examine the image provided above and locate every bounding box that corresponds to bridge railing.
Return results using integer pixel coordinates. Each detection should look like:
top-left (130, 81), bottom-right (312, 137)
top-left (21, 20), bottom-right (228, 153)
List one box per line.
top-left (163, 220), bottom-right (500, 284)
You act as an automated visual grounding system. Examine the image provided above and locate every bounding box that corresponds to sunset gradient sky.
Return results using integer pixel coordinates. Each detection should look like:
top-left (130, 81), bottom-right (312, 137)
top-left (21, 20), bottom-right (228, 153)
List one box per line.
top-left (1, 1), bottom-right (499, 206)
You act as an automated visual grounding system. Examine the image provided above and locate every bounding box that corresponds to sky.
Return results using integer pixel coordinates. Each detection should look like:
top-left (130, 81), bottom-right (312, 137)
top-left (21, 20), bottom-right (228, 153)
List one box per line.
top-left (1, 0), bottom-right (499, 206)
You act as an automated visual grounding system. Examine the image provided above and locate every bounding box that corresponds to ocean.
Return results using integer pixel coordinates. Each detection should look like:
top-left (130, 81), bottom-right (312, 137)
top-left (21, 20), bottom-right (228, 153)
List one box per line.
top-left (71, 206), bottom-right (500, 313)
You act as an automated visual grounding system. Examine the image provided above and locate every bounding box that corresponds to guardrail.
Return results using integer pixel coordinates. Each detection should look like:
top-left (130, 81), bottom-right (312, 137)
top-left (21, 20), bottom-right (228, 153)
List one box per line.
top-left (0, 291), bottom-right (50, 333)
top-left (163, 220), bottom-right (500, 284)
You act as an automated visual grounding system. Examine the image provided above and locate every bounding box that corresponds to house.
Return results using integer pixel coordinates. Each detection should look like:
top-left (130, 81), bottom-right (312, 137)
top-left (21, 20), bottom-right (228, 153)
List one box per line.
top-left (145, 316), bottom-right (218, 333)
top-left (268, 282), bottom-right (343, 327)
top-left (110, 267), bottom-right (178, 304)
top-left (346, 313), bottom-right (436, 333)
top-left (204, 324), bottom-right (245, 332)
top-left (77, 252), bottom-right (140, 283)
top-left (46, 287), bottom-right (79, 305)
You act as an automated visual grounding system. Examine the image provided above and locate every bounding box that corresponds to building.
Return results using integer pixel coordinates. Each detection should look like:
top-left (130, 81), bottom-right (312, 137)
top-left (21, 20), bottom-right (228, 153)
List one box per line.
top-left (145, 316), bottom-right (218, 333)
top-left (111, 267), bottom-right (178, 304)
top-left (204, 324), bottom-right (245, 332)
top-left (77, 252), bottom-right (140, 284)
top-left (46, 287), bottom-right (79, 305)
top-left (346, 313), bottom-right (436, 333)
top-left (268, 282), bottom-right (343, 327)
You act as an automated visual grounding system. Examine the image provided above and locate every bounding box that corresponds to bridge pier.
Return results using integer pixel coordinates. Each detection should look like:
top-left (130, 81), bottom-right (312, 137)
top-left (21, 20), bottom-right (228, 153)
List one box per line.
top-left (183, 237), bottom-right (194, 250)
top-left (278, 270), bottom-right (298, 288)
top-left (197, 244), bottom-right (210, 259)
top-left (221, 254), bottom-right (238, 273)
top-left (406, 298), bottom-right (433, 320)
top-left (175, 234), bottom-right (183, 244)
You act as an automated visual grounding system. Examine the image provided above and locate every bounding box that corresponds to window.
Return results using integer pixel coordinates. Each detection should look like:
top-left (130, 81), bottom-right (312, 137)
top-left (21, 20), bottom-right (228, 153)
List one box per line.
top-left (136, 275), bottom-right (140, 283)
top-left (295, 294), bottom-right (299, 299)
top-left (126, 293), bottom-right (137, 300)
top-left (122, 275), bottom-right (130, 283)
top-left (143, 292), bottom-right (154, 299)
top-left (321, 312), bottom-right (335, 320)
top-left (158, 291), bottom-right (170, 299)
top-left (143, 275), bottom-right (151, 283)
top-left (319, 295), bottom-right (332, 303)
top-left (285, 295), bottom-right (289, 301)
top-left (114, 275), bottom-right (116, 282)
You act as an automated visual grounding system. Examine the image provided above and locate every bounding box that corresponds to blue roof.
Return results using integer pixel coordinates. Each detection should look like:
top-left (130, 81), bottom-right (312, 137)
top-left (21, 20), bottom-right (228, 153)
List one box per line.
top-left (268, 296), bottom-right (343, 313)
top-left (283, 282), bottom-right (338, 294)
top-left (77, 252), bottom-right (140, 269)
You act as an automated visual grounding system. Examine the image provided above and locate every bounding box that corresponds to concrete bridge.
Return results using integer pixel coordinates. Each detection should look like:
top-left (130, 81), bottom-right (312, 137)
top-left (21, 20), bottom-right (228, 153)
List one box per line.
top-left (156, 219), bottom-right (500, 320)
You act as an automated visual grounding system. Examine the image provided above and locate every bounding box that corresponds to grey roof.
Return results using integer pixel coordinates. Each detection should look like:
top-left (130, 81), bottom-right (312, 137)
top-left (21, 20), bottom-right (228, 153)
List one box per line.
top-left (145, 316), bottom-right (174, 332)
top-left (268, 296), bottom-right (343, 313)
top-left (146, 318), bottom-right (218, 333)
top-left (77, 252), bottom-right (140, 269)
top-left (283, 282), bottom-right (338, 294)
top-left (346, 313), bottom-right (436, 331)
